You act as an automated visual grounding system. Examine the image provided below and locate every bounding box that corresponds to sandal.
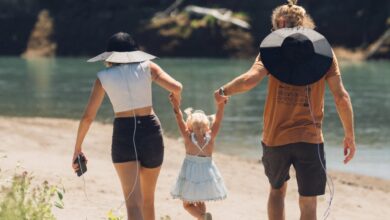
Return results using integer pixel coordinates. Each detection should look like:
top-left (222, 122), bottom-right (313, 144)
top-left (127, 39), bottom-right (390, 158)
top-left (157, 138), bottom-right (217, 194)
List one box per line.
top-left (203, 212), bottom-right (212, 220)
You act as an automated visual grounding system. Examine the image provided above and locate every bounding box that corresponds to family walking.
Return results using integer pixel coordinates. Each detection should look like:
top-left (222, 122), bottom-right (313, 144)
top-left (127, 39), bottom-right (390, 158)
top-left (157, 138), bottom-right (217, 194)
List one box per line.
top-left (72, 1), bottom-right (356, 220)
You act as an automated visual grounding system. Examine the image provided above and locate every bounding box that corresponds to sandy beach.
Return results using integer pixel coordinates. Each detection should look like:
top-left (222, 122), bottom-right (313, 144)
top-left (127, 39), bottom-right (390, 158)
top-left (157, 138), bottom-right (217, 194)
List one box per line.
top-left (0, 117), bottom-right (389, 220)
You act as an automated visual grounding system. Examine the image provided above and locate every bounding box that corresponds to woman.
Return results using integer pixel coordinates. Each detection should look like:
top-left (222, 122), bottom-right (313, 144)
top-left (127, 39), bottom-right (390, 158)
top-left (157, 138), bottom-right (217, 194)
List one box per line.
top-left (72, 32), bottom-right (182, 220)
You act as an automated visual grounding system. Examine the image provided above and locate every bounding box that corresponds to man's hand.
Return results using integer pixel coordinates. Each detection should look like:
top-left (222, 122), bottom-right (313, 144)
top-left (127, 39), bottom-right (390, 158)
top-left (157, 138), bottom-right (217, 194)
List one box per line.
top-left (343, 135), bottom-right (356, 164)
top-left (214, 90), bottom-right (229, 105)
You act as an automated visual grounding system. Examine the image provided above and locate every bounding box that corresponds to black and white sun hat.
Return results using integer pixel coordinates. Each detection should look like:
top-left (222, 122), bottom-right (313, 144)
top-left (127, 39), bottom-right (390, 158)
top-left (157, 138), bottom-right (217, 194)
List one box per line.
top-left (259, 27), bottom-right (333, 86)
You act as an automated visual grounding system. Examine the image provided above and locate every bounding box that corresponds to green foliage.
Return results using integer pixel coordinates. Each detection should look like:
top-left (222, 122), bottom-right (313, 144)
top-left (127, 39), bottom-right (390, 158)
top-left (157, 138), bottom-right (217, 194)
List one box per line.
top-left (160, 215), bottom-right (172, 220)
top-left (203, 15), bottom-right (217, 27)
top-left (107, 209), bottom-right (124, 220)
top-left (233, 11), bottom-right (250, 21)
top-left (0, 171), bottom-right (65, 220)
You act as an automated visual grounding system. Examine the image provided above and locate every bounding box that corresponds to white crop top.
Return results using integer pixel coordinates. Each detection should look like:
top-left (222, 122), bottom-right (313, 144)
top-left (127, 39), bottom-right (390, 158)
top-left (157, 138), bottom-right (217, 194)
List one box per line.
top-left (97, 61), bottom-right (152, 113)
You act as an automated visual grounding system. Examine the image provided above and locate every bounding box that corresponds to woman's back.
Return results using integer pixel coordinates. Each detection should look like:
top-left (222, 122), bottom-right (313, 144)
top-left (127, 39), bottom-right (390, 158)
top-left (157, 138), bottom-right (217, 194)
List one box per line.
top-left (97, 61), bottom-right (152, 113)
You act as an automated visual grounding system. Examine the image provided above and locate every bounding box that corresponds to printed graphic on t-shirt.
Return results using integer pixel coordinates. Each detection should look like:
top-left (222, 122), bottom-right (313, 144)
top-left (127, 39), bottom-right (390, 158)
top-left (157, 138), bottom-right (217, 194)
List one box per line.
top-left (276, 84), bottom-right (310, 107)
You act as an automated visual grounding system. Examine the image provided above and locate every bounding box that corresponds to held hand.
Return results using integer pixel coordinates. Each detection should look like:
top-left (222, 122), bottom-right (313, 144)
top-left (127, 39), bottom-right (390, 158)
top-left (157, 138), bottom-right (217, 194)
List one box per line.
top-left (343, 136), bottom-right (356, 164)
top-left (169, 92), bottom-right (180, 108)
top-left (214, 90), bottom-right (229, 105)
top-left (216, 97), bottom-right (228, 109)
top-left (173, 91), bottom-right (182, 105)
top-left (72, 150), bottom-right (88, 172)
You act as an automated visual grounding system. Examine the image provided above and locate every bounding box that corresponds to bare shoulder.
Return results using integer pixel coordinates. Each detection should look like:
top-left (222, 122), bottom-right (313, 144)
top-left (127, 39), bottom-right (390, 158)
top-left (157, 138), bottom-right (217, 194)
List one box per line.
top-left (149, 61), bottom-right (162, 73)
top-left (250, 55), bottom-right (268, 77)
top-left (93, 78), bottom-right (104, 89)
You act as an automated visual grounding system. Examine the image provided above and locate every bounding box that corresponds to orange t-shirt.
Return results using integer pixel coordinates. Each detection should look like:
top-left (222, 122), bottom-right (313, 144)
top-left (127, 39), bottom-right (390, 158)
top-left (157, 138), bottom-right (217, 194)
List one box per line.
top-left (254, 54), bottom-right (341, 146)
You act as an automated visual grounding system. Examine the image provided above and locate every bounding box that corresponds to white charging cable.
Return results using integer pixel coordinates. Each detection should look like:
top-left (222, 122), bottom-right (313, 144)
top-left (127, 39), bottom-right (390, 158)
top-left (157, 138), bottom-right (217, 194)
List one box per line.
top-left (77, 155), bottom-right (88, 200)
top-left (114, 64), bottom-right (141, 214)
top-left (77, 112), bottom-right (140, 218)
top-left (77, 155), bottom-right (94, 220)
top-left (306, 85), bottom-right (335, 220)
top-left (114, 111), bottom-right (140, 213)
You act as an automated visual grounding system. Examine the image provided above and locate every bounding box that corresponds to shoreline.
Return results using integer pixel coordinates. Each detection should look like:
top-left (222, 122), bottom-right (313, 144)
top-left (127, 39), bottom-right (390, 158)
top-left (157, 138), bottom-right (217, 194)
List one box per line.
top-left (3, 115), bottom-right (388, 180)
top-left (0, 116), bottom-right (389, 219)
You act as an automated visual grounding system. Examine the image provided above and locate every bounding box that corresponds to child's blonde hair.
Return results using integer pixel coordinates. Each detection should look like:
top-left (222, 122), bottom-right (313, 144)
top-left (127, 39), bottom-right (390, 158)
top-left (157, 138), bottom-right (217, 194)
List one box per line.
top-left (184, 108), bottom-right (215, 134)
top-left (271, 0), bottom-right (315, 30)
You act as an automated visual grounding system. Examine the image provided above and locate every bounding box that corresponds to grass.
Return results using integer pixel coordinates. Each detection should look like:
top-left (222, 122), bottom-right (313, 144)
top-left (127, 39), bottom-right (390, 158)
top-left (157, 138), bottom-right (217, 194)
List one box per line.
top-left (0, 169), bottom-right (65, 220)
top-left (0, 159), bottom-right (166, 220)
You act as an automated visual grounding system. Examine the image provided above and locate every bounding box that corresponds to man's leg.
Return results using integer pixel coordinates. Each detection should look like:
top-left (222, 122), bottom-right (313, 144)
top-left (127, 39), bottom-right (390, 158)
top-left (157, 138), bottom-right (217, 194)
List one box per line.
top-left (299, 196), bottom-right (317, 220)
top-left (293, 143), bottom-right (326, 220)
top-left (268, 182), bottom-right (287, 220)
top-left (262, 143), bottom-right (292, 220)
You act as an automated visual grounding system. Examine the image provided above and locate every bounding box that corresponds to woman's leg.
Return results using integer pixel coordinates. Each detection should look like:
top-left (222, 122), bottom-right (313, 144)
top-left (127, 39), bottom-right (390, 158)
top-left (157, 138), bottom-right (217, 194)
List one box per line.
top-left (140, 166), bottom-right (161, 220)
top-left (183, 202), bottom-right (205, 219)
top-left (114, 161), bottom-right (143, 220)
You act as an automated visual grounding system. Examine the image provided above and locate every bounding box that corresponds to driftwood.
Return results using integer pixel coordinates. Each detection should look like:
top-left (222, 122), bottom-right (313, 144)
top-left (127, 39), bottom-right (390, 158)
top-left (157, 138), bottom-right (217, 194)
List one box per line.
top-left (366, 28), bottom-right (390, 59)
top-left (184, 5), bottom-right (251, 29)
top-left (153, 0), bottom-right (184, 19)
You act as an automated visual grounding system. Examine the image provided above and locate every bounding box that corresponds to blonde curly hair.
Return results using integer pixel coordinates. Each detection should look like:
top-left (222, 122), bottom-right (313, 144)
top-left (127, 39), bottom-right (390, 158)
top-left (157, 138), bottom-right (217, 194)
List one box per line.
top-left (271, 0), bottom-right (315, 30)
top-left (184, 108), bottom-right (215, 134)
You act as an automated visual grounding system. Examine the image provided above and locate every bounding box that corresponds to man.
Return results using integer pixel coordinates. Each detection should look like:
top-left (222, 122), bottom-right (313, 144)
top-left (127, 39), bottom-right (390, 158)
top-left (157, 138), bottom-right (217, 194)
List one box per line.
top-left (214, 2), bottom-right (356, 220)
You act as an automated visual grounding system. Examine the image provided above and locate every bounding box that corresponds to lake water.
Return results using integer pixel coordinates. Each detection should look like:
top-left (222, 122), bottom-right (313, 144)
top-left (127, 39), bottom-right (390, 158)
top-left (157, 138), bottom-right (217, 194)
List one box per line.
top-left (0, 57), bottom-right (389, 179)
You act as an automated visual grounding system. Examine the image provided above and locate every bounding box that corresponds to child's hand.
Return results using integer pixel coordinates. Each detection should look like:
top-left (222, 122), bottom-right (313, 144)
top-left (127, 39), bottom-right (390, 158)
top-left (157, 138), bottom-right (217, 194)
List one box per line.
top-left (216, 100), bottom-right (227, 111)
top-left (169, 92), bottom-right (180, 108)
top-left (214, 90), bottom-right (229, 105)
top-left (216, 99), bottom-right (227, 108)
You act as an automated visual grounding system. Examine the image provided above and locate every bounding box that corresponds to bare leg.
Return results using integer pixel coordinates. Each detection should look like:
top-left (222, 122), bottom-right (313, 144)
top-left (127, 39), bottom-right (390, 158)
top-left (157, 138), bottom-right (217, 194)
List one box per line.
top-left (140, 166), bottom-right (161, 220)
top-left (114, 162), bottom-right (143, 220)
top-left (197, 202), bottom-right (206, 214)
top-left (268, 182), bottom-right (287, 220)
top-left (183, 202), bottom-right (205, 219)
top-left (299, 196), bottom-right (317, 220)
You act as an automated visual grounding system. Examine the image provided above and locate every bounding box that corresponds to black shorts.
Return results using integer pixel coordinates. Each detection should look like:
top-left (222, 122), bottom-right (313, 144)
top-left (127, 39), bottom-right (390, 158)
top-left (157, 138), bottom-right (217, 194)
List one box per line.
top-left (112, 115), bottom-right (164, 168)
top-left (262, 142), bottom-right (326, 196)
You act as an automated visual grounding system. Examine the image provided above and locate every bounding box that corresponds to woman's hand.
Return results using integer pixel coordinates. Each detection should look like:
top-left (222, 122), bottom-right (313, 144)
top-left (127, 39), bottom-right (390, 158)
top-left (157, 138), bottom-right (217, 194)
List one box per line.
top-left (72, 149), bottom-right (88, 173)
top-left (169, 92), bottom-right (181, 109)
top-left (72, 79), bottom-right (103, 173)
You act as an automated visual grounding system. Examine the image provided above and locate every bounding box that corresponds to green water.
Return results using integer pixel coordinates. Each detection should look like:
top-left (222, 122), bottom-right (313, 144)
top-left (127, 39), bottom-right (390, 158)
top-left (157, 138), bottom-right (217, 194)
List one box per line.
top-left (0, 57), bottom-right (389, 179)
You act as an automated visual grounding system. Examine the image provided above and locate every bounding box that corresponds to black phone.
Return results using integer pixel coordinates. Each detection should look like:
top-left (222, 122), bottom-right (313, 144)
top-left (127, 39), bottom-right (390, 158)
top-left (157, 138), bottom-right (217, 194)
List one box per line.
top-left (73, 154), bottom-right (87, 177)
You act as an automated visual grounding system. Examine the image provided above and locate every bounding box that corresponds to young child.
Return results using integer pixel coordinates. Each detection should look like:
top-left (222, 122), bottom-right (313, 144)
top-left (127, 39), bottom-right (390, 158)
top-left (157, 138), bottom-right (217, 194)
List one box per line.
top-left (169, 93), bottom-right (228, 220)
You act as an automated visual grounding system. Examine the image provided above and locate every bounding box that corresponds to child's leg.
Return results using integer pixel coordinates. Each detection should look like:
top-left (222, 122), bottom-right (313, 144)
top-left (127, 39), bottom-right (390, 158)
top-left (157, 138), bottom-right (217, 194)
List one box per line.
top-left (197, 202), bottom-right (206, 214)
top-left (183, 202), bottom-right (205, 219)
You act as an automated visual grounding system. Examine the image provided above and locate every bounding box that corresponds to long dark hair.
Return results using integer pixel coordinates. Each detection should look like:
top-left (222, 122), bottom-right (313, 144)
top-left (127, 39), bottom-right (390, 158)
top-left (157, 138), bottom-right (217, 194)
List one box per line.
top-left (106, 32), bottom-right (139, 52)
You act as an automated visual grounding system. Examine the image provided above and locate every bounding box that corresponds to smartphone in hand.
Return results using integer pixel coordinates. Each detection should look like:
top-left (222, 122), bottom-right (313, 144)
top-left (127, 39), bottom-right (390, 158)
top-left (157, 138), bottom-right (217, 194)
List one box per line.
top-left (73, 154), bottom-right (87, 177)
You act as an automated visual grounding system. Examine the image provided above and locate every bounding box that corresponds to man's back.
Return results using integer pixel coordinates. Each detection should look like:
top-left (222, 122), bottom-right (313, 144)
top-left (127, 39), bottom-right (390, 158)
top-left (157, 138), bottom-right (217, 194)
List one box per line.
top-left (262, 56), bottom-right (341, 146)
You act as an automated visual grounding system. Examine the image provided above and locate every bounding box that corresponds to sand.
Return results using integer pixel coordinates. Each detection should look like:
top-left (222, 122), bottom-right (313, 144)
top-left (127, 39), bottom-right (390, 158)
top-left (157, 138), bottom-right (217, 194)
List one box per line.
top-left (0, 117), bottom-right (389, 220)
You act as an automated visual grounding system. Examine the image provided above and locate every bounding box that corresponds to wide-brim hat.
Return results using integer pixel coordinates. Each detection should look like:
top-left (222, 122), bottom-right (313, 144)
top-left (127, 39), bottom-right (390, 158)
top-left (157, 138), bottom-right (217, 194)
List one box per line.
top-left (87, 32), bottom-right (157, 63)
top-left (87, 50), bottom-right (157, 63)
top-left (259, 27), bottom-right (333, 86)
